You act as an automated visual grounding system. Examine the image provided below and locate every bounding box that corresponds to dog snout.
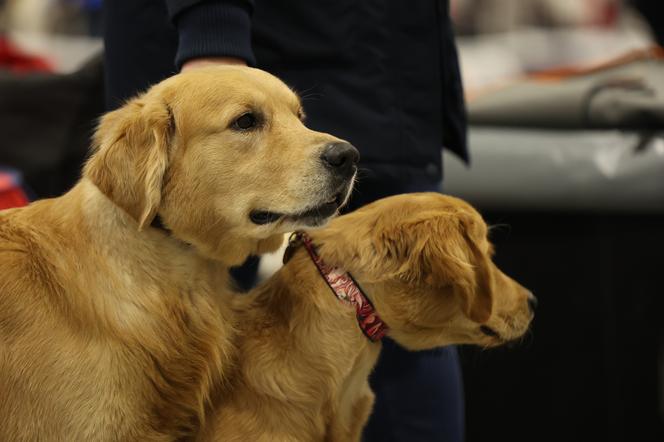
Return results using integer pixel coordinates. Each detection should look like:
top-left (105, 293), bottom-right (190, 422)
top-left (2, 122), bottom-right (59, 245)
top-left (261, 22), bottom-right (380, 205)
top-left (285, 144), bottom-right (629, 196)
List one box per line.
top-left (527, 291), bottom-right (538, 314)
top-left (321, 142), bottom-right (360, 176)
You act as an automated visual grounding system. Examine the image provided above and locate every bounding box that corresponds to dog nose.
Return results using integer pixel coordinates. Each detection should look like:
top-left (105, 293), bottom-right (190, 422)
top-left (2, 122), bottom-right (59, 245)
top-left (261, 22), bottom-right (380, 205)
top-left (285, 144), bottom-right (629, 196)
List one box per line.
top-left (527, 292), bottom-right (538, 313)
top-left (321, 142), bottom-right (360, 175)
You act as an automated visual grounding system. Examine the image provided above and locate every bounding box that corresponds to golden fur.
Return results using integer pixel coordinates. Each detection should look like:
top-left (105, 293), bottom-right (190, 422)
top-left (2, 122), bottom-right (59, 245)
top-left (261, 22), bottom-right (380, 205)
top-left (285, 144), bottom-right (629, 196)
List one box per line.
top-left (199, 193), bottom-right (534, 441)
top-left (0, 66), bottom-right (355, 441)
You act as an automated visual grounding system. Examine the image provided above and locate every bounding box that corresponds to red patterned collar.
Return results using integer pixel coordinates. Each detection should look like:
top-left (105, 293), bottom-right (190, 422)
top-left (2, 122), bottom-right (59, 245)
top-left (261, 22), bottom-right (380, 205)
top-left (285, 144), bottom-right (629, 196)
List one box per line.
top-left (284, 231), bottom-right (389, 342)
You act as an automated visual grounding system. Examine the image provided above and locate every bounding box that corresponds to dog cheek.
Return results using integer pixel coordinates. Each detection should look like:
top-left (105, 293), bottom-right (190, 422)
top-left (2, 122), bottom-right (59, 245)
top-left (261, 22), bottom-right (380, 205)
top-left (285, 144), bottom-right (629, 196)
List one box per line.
top-left (255, 234), bottom-right (285, 254)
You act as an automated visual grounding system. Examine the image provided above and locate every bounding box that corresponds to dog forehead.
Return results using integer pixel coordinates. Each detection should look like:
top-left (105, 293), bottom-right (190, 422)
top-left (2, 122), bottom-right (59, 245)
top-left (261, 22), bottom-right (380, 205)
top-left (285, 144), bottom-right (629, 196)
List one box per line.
top-left (164, 66), bottom-right (299, 109)
top-left (361, 193), bottom-right (454, 212)
top-left (356, 193), bottom-right (455, 219)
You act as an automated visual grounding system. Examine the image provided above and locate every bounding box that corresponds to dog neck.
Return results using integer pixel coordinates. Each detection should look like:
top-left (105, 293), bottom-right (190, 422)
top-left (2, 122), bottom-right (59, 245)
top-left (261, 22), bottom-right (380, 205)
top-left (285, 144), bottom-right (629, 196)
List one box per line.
top-left (27, 180), bottom-right (233, 438)
top-left (213, 251), bottom-right (381, 438)
top-left (61, 180), bottom-right (231, 318)
top-left (224, 248), bottom-right (381, 413)
top-left (150, 213), bottom-right (173, 235)
top-left (286, 231), bottom-right (389, 341)
top-left (237, 249), bottom-right (379, 353)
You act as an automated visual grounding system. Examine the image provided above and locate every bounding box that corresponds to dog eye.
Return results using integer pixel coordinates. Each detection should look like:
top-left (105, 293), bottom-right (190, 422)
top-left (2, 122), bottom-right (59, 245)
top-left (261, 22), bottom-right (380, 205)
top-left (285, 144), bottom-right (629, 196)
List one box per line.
top-left (233, 113), bottom-right (258, 130)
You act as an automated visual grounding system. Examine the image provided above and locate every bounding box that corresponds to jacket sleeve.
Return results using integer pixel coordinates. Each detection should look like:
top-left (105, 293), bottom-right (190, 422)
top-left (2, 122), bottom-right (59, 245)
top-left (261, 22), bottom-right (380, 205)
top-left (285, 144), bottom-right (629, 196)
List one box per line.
top-left (165, 0), bottom-right (256, 69)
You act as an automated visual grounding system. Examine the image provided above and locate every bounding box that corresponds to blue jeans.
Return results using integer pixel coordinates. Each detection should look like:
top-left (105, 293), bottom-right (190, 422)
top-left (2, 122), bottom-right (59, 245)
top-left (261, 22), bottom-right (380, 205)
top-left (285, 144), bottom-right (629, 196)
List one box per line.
top-left (363, 341), bottom-right (464, 442)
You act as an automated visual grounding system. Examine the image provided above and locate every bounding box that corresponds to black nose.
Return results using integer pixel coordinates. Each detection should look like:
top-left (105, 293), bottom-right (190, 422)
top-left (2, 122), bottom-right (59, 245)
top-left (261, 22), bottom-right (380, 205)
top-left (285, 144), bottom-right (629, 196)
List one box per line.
top-left (527, 293), bottom-right (538, 313)
top-left (321, 142), bottom-right (360, 175)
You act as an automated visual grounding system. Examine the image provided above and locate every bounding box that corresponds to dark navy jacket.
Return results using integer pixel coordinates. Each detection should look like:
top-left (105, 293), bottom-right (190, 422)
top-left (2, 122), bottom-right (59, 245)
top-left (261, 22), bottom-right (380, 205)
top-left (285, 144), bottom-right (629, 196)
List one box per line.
top-left (104, 0), bottom-right (468, 189)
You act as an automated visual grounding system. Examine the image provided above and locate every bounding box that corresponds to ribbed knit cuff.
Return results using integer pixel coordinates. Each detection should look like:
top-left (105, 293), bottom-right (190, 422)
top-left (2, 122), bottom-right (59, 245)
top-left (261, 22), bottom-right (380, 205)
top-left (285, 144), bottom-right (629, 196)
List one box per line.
top-left (174, 0), bottom-right (256, 69)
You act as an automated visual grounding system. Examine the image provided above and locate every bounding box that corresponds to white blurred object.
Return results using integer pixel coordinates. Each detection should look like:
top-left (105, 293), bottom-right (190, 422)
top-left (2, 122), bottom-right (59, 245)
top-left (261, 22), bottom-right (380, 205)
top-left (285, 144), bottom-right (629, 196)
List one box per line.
top-left (8, 30), bottom-right (101, 73)
top-left (453, 0), bottom-right (621, 34)
top-left (4, 0), bottom-right (54, 33)
top-left (443, 129), bottom-right (664, 212)
top-left (4, 0), bottom-right (88, 34)
top-left (257, 233), bottom-right (289, 283)
top-left (458, 27), bottom-right (653, 95)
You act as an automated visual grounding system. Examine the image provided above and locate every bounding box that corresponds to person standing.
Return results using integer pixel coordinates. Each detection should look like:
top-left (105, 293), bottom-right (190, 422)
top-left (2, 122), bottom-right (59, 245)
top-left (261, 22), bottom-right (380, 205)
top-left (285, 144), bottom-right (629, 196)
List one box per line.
top-left (103, 1), bottom-right (468, 440)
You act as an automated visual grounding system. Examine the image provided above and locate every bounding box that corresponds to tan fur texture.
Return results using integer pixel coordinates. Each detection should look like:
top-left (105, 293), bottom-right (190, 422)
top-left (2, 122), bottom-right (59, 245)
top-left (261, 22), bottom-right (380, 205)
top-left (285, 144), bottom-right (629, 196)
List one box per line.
top-left (200, 193), bottom-right (534, 441)
top-left (0, 66), bottom-right (354, 441)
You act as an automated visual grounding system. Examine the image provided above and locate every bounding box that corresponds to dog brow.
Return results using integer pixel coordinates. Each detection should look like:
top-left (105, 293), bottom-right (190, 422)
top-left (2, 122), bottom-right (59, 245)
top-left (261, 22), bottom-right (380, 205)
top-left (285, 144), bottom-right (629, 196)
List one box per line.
top-left (288, 89), bottom-right (305, 118)
top-left (488, 242), bottom-right (496, 256)
top-left (294, 97), bottom-right (305, 119)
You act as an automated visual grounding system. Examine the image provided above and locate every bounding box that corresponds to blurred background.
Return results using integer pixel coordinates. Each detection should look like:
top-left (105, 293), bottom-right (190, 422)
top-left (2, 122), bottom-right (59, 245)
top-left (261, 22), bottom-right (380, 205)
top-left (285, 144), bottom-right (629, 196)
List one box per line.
top-left (1, 0), bottom-right (662, 441)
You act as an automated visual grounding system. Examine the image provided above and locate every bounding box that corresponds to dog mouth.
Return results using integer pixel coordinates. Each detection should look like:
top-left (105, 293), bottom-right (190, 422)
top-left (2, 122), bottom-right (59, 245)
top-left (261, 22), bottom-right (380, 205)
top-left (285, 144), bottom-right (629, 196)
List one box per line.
top-left (250, 191), bottom-right (346, 226)
top-left (479, 325), bottom-right (501, 339)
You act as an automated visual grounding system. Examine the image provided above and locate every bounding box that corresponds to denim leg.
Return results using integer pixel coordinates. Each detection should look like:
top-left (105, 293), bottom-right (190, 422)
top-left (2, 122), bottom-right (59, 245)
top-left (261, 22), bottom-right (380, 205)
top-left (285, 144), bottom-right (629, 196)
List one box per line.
top-left (363, 339), bottom-right (464, 442)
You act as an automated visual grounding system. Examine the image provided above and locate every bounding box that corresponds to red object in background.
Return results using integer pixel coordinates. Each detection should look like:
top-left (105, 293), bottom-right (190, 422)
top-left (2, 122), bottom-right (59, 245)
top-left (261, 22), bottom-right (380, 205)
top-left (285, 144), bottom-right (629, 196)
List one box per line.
top-left (0, 36), bottom-right (53, 73)
top-left (0, 172), bottom-right (29, 210)
top-left (587, 0), bottom-right (620, 27)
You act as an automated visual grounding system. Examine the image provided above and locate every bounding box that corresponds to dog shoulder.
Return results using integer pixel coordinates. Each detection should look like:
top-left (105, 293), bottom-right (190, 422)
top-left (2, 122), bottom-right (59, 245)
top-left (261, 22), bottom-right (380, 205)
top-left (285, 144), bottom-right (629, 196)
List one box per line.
top-left (0, 209), bottom-right (63, 293)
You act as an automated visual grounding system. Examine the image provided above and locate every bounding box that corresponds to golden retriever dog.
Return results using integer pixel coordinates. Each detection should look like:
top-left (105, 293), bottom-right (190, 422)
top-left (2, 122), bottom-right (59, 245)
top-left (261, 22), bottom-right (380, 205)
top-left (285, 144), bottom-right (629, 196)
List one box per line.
top-left (199, 192), bottom-right (535, 442)
top-left (0, 66), bottom-right (357, 441)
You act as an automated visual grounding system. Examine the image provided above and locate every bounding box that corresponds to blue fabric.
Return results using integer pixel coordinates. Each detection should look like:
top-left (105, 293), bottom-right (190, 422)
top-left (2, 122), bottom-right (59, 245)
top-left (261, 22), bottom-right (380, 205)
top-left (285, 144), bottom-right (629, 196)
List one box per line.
top-left (174, 0), bottom-right (256, 68)
top-left (363, 341), bottom-right (464, 442)
top-left (0, 167), bottom-right (34, 201)
top-left (0, 167), bottom-right (22, 189)
top-left (83, 0), bottom-right (103, 10)
top-left (0, 167), bottom-right (33, 204)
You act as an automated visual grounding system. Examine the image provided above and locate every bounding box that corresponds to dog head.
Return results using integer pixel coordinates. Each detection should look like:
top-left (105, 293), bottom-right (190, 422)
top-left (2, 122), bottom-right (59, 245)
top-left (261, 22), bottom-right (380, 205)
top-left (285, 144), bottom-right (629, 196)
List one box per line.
top-left (312, 193), bottom-right (535, 350)
top-left (84, 66), bottom-right (357, 265)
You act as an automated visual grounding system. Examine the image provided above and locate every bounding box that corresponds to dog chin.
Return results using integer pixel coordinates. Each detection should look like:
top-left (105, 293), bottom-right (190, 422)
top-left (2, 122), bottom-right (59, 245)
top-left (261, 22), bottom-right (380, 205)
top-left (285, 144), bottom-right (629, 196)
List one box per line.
top-left (287, 211), bottom-right (337, 229)
top-left (252, 201), bottom-right (338, 229)
top-left (249, 180), bottom-right (354, 228)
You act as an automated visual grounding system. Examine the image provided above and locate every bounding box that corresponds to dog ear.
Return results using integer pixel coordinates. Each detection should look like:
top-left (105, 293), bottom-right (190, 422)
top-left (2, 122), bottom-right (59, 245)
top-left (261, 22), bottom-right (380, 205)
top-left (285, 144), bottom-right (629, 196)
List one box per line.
top-left (458, 221), bottom-right (494, 324)
top-left (375, 211), bottom-right (495, 323)
top-left (84, 95), bottom-right (173, 230)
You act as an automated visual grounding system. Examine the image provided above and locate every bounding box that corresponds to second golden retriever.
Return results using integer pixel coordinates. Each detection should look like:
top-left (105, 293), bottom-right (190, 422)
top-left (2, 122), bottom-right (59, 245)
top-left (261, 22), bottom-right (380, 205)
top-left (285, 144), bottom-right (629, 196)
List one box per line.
top-left (0, 66), bottom-right (357, 441)
top-left (200, 192), bottom-right (535, 441)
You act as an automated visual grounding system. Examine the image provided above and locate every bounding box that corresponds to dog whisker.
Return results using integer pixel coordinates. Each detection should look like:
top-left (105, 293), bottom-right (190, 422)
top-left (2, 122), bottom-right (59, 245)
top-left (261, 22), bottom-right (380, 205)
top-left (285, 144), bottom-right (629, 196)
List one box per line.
top-left (488, 223), bottom-right (512, 234)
